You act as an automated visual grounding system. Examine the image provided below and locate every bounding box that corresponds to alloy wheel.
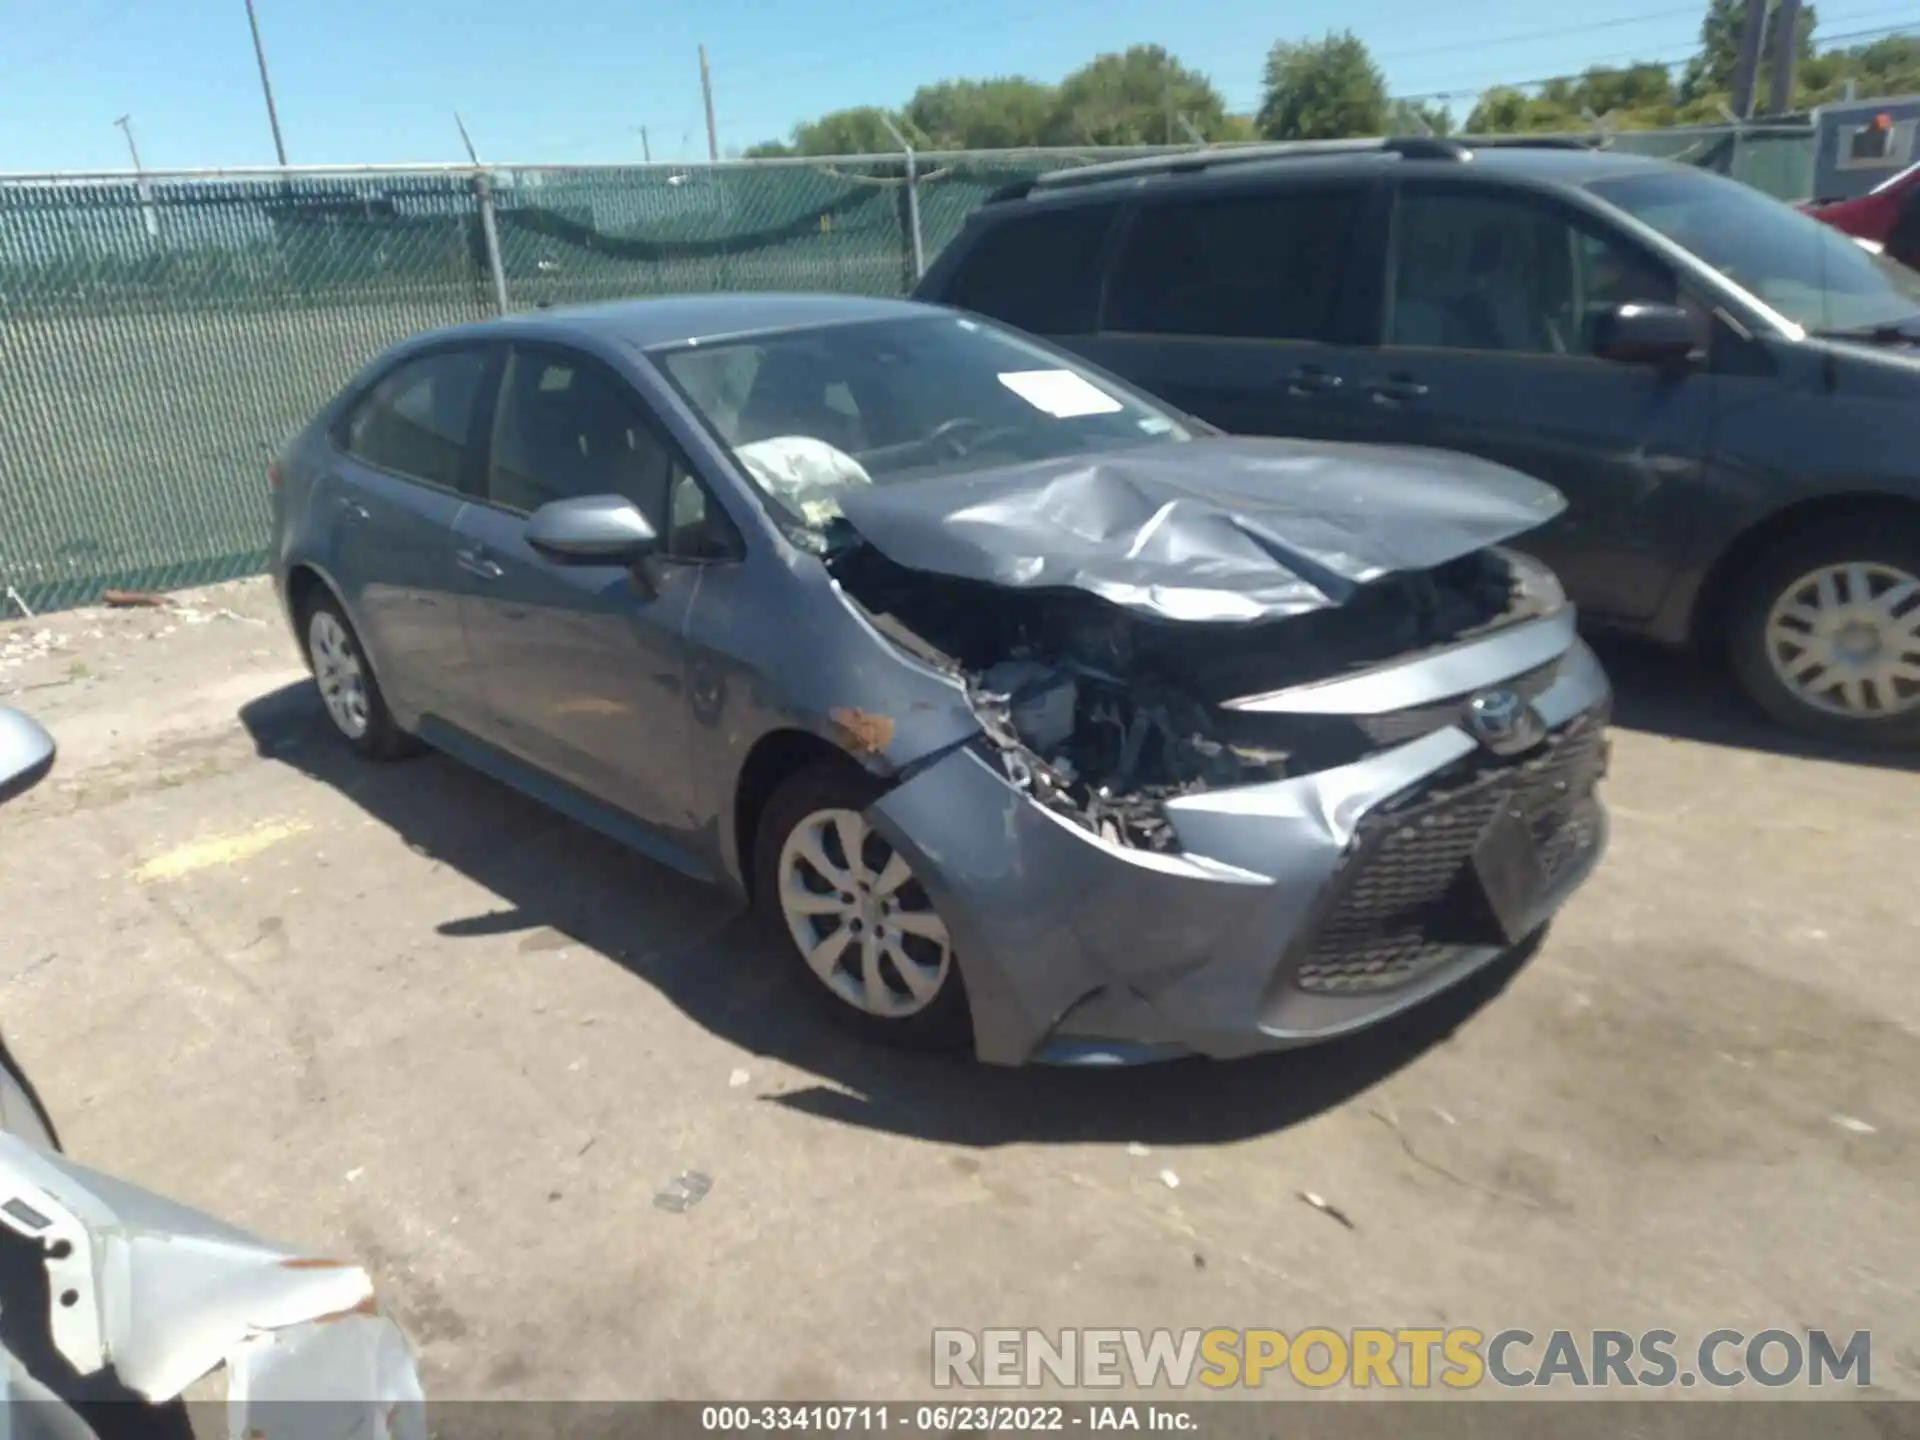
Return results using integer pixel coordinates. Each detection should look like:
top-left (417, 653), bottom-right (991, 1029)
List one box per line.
top-left (776, 807), bottom-right (951, 1019)
top-left (308, 610), bottom-right (372, 740)
top-left (1763, 561), bottom-right (1920, 719)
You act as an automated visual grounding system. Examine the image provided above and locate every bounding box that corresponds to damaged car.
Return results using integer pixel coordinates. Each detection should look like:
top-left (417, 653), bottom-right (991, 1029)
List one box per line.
top-left (0, 706), bottom-right (425, 1439)
top-left (269, 294), bottom-right (1612, 1065)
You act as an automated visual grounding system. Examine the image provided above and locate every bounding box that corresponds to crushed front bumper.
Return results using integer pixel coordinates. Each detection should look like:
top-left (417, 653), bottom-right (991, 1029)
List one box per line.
top-left (867, 635), bottom-right (1612, 1066)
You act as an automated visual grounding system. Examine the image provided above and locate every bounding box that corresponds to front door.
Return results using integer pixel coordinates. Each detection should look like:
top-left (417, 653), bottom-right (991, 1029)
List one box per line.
top-left (1071, 181), bottom-right (1383, 445)
top-left (1350, 182), bottom-right (1716, 625)
top-left (454, 343), bottom-right (701, 836)
top-left (324, 344), bottom-right (495, 727)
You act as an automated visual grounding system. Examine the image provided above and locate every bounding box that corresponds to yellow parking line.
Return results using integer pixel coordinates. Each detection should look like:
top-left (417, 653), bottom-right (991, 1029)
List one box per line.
top-left (133, 820), bottom-right (311, 883)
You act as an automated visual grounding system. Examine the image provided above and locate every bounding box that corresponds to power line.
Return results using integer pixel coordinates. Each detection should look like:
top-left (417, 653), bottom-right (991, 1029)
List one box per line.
top-left (0, 0), bottom-right (143, 82)
top-left (1371, 7), bottom-right (1702, 65)
top-left (1390, 21), bottom-right (1917, 101)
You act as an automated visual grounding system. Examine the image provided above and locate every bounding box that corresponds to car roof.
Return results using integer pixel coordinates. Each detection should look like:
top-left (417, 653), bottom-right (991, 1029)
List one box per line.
top-left (407, 292), bottom-right (934, 355)
top-left (991, 139), bottom-right (1686, 212)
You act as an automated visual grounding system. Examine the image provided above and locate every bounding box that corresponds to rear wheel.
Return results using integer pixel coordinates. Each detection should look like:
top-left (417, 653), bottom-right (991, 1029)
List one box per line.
top-left (752, 762), bottom-right (971, 1052)
top-left (300, 593), bottom-right (417, 760)
top-left (1726, 519), bottom-right (1920, 747)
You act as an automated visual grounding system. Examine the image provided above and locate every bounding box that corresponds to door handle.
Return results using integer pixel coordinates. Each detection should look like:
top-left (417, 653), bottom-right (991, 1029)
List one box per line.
top-left (1287, 367), bottom-right (1344, 397)
top-left (1364, 376), bottom-right (1430, 404)
top-left (336, 497), bottom-right (371, 523)
top-left (455, 546), bottom-right (503, 581)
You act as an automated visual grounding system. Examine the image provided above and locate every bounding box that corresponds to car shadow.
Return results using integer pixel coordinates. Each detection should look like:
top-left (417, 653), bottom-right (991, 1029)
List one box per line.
top-left (1590, 634), bottom-right (1920, 773)
top-left (240, 681), bottom-right (1533, 1151)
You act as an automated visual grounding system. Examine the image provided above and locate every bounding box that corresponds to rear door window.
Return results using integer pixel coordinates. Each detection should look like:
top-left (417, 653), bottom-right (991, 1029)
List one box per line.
top-left (340, 347), bottom-right (490, 488)
top-left (943, 203), bottom-right (1119, 335)
top-left (1103, 188), bottom-right (1363, 341)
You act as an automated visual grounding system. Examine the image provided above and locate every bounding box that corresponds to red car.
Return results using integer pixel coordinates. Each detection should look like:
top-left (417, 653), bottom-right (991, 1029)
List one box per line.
top-left (1803, 106), bottom-right (1920, 270)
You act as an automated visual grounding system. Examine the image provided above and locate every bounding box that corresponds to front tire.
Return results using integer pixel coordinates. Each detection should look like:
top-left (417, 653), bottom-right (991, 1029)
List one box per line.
top-left (1725, 519), bottom-right (1920, 747)
top-left (299, 593), bottom-right (417, 760)
top-left (752, 761), bottom-right (971, 1052)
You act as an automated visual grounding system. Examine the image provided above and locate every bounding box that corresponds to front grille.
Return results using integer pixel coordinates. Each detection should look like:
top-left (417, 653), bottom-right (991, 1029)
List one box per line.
top-left (1354, 656), bottom-right (1564, 749)
top-left (1292, 717), bottom-right (1607, 996)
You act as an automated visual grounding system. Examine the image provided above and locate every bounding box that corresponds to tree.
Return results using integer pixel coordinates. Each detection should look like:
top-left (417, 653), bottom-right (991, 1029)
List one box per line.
top-left (1799, 34), bottom-right (1920, 106)
top-left (761, 107), bottom-right (912, 157)
top-left (1680, 0), bottom-right (1818, 104)
top-left (1579, 61), bottom-right (1679, 118)
top-left (1465, 62), bottom-right (1678, 133)
top-left (905, 78), bottom-right (1057, 150)
top-left (1257, 32), bottom-right (1390, 141)
top-left (1387, 99), bottom-right (1456, 137)
top-left (1048, 45), bottom-right (1231, 146)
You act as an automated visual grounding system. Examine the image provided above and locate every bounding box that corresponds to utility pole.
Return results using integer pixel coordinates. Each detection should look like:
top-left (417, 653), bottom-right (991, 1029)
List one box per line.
top-left (244, 0), bottom-right (290, 165)
top-left (640, 125), bottom-right (652, 163)
top-left (113, 113), bottom-right (145, 173)
top-left (115, 114), bottom-right (159, 239)
top-left (1767, 0), bottom-right (1802, 116)
top-left (698, 45), bottom-right (719, 162)
top-left (1729, 0), bottom-right (1770, 120)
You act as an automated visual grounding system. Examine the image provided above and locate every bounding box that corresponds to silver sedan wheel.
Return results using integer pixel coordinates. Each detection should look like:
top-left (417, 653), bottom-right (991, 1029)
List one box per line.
top-left (1764, 562), bottom-right (1920, 719)
top-left (308, 610), bottom-right (371, 740)
top-left (777, 807), bottom-right (951, 1019)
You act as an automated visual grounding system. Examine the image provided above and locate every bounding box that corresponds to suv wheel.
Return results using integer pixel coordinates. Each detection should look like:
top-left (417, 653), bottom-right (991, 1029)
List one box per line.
top-left (752, 762), bottom-right (971, 1052)
top-left (301, 594), bottom-right (416, 759)
top-left (1726, 519), bottom-right (1920, 746)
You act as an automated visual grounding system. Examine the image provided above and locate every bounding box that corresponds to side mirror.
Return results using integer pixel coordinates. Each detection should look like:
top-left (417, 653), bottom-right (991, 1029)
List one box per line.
top-left (0, 708), bottom-right (55, 806)
top-left (1593, 301), bottom-right (1702, 366)
top-left (525, 494), bottom-right (659, 565)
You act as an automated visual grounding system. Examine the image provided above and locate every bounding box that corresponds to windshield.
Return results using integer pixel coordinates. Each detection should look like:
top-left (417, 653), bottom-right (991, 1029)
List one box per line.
top-left (1589, 169), bottom-right (1920, 334)
top-left (655, 314), bottom-right (1193, 529)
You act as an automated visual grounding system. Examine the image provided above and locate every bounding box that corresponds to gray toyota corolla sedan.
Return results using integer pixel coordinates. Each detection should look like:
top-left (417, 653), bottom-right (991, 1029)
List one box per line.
top-left (270, 294), bottom-right (1611, 1065)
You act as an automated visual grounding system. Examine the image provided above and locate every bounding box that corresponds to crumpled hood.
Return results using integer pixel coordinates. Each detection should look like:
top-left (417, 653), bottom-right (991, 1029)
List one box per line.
top-left (833, 437), bottom-right (1567, 622)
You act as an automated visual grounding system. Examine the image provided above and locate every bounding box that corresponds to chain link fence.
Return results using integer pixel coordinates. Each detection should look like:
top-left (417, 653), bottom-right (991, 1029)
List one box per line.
top-left (0, 128), bottom-right (1815, 615)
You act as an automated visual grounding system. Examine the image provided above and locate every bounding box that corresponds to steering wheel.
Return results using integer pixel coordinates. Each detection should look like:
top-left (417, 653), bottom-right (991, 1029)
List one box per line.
top-left (928, 417), bottom-right (991, 459)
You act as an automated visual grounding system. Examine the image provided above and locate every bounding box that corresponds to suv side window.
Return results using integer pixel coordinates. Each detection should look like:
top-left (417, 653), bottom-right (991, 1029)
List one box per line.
top-left (487, 347), bottom-right (676, 525)
top-left (1387, 189), bottom-right (1679, 357)
top-left (341, 347), bottom-right (489, 488)
top-left (1104, 188), bottom-right (1362, 341)
top-left (944, 203), bottom-right (1118, 334)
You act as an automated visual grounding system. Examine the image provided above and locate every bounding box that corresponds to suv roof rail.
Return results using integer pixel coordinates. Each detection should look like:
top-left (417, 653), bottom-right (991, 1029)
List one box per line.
top-left (1024, 136), bottom-right (1471, 195)
top-left (1460, 134), bottom-right (1607, 151)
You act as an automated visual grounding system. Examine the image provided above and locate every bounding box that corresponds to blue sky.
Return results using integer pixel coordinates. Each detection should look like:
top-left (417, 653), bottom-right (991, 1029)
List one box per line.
top-left (0, 0), bottom-right (1906, 172)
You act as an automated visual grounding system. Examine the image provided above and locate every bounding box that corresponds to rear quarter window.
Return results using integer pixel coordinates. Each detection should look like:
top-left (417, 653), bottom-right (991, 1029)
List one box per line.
top-left (939, 202), bottom-right (1119, 335)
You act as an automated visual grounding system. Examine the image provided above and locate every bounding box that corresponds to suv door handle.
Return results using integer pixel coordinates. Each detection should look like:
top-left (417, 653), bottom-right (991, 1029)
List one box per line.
top-left (1287, 366), bottom-right (1344, 397)
top-left (336, 497), bottom-right (371, 523)
top-left (455, 546), bottom-right (503, 581)
top-left (1364, 376), bottom-right (1429, 404)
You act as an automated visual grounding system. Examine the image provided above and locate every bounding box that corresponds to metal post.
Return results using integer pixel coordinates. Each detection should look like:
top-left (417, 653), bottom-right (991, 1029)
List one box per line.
top-left (1767, 0), bottom-right (1801, 116)
top-left (475, 173), bottom-right (511, 315)
top-left (641, 125), bottom-right (652, 163)
top-left (244, 0), bottom-right (290, 166)
top-left (1729, 0), bottom-right (1770, 121)
top-left (699, 46), bottom-right (719, 163)
top-left (114, 115), bottom-right (160, 240)
top-left (879, 114), bottom-right (925, 280)
top-left (455, 115), bottom-right (511, 315)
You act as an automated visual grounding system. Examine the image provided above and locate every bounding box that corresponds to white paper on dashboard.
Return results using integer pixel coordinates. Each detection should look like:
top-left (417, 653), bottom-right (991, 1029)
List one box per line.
top-left (996, 369), bottom-right (1125, 418)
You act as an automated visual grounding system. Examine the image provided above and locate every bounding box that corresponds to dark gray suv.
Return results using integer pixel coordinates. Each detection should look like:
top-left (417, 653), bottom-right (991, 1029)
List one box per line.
top-left (915, 138), bottom-right (1920, 746)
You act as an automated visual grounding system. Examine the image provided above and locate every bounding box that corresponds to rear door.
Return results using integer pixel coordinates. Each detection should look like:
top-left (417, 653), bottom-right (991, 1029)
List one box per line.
top-left (452, 342), bottom-right (714, 838)
top-left (1347, 180), bottom-right (1716, 625)
top-left (325, 344), bottom-right (494, 728)
top-left (1070, 179), bottom-right (1384, 442)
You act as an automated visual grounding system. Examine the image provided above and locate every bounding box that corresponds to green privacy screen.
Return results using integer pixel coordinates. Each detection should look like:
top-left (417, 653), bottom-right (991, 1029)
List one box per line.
top-left (0, 131), bottom-right (1814, 615)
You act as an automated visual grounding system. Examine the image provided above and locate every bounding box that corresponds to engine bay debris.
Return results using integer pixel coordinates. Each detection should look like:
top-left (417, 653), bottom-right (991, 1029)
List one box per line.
top-left (832, 541), bottom-right (1553, 851)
